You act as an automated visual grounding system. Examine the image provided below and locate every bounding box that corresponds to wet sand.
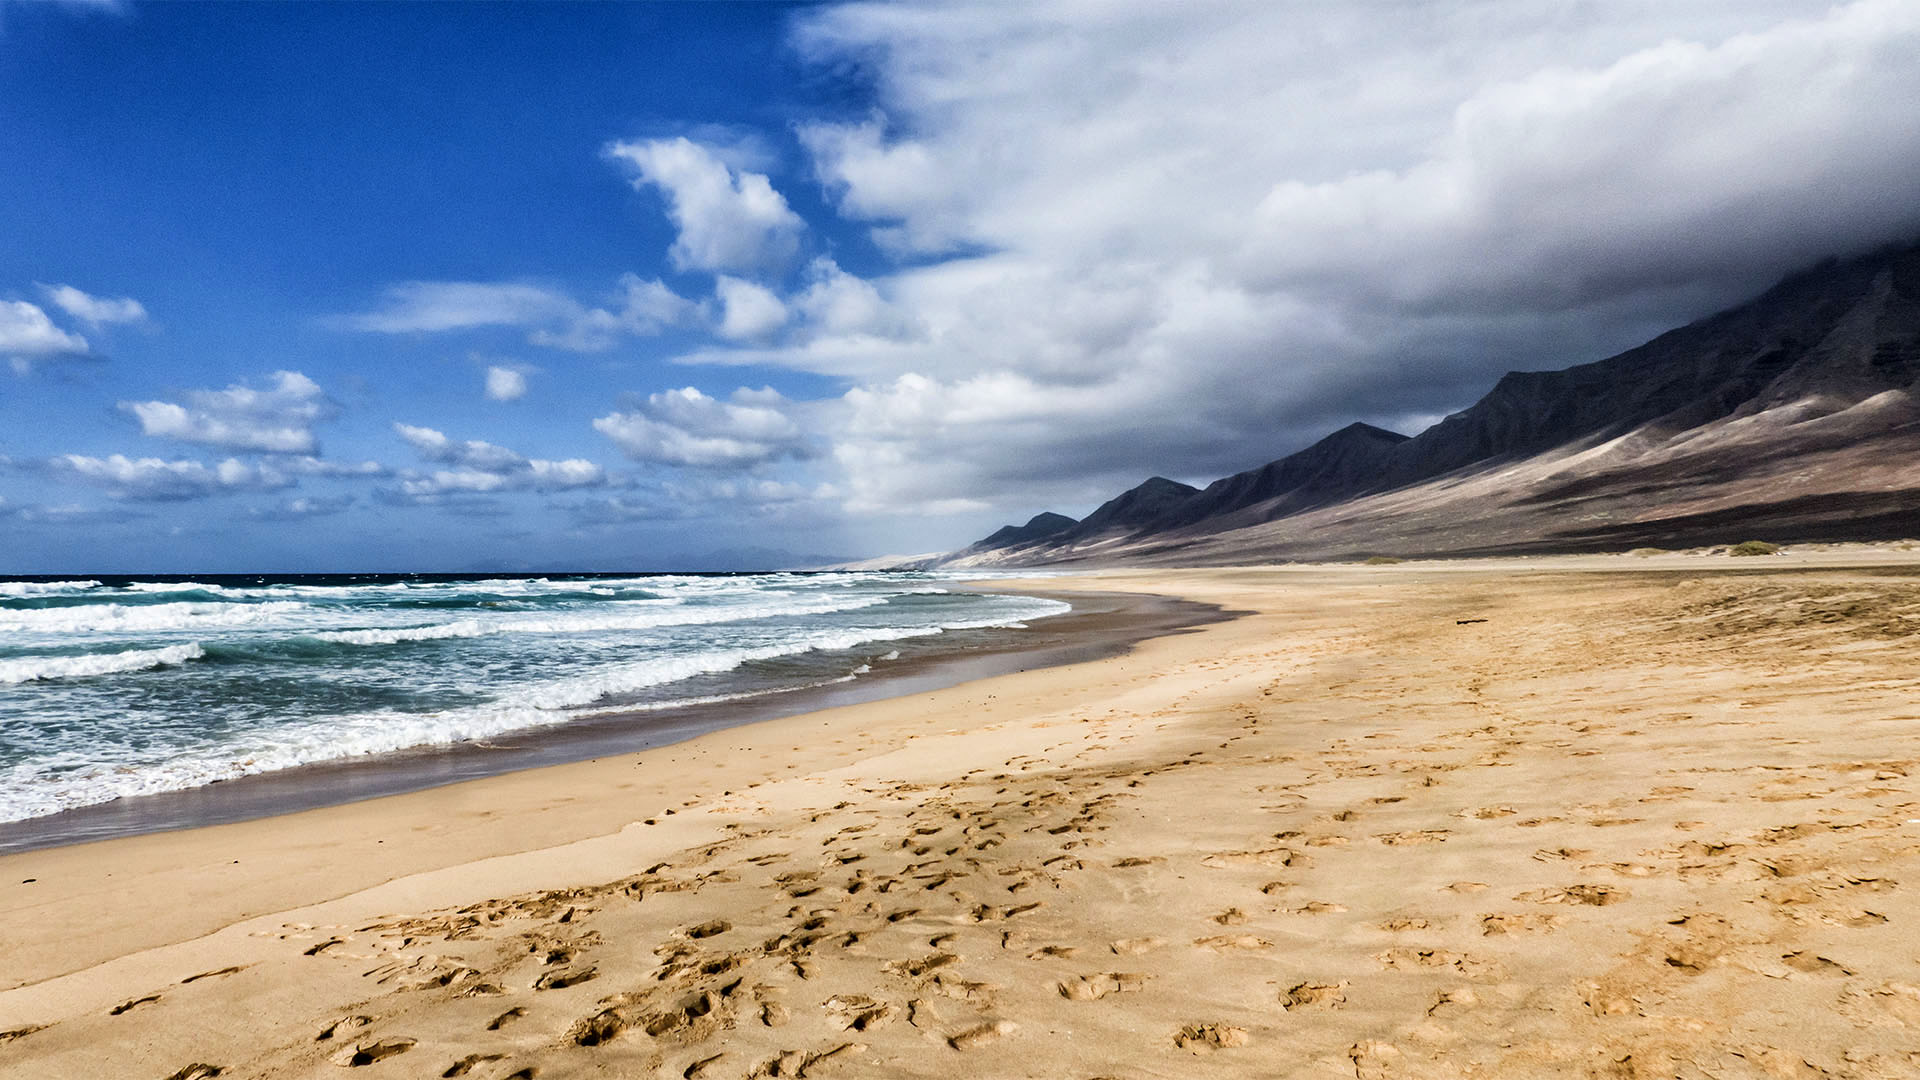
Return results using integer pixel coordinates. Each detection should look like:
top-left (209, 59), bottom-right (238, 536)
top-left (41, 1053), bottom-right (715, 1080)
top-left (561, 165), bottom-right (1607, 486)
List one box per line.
top-left (5, 554), bottom-right (1920, 1078)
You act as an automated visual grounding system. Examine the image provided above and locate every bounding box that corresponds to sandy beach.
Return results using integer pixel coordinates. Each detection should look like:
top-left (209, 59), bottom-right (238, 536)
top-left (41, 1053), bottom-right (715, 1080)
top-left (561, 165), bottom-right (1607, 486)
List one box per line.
top-left (6, 555), bottom-right (1920, 1079)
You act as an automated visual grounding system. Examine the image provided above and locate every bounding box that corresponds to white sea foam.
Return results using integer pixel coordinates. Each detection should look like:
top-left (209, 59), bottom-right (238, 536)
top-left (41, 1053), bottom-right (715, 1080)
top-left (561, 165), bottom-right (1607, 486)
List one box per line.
top-left (0, 600), bottom-right (312, 635)
top-left (305, 592), bottom-right (899, 646)
top-left (0, 580), bottom-right (103, 596)
top-left (0, 578), bottom-right (1073, 823)
top-left (0, 643), bottom-right (205, 685)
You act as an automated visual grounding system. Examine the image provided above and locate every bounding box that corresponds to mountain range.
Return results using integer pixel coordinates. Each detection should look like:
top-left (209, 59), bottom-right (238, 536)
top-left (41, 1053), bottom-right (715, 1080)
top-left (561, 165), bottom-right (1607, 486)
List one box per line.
top-left (928, 237), bottom-right (1920, 567)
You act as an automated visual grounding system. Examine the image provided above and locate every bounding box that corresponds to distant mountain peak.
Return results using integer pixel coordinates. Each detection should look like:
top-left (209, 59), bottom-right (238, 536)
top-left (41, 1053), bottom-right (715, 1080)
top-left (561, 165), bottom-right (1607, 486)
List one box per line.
top-left (1327, 420), bottom-right (1410, 442)
top-left (974, 511), bottom-right (1078, 550)
top-left (1066, 476), bottom-right (1201, 538)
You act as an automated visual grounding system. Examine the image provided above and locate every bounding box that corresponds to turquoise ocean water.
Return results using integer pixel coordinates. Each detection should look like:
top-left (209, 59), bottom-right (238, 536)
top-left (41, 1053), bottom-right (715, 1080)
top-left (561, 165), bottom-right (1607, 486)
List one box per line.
top-left (0, 571), bottom-right (1068, 823)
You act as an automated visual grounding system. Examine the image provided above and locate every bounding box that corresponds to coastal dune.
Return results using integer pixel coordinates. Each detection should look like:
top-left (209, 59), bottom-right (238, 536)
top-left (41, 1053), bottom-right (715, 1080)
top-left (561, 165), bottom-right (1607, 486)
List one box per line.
top-left (6, 557), bottom-right (1920, 1078)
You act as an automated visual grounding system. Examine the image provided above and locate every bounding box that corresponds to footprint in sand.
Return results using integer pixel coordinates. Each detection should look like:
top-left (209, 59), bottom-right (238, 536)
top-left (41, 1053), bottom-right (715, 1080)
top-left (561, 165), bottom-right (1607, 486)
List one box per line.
top-left (1349, 1040), bottom-right (1403, 1079)
top-left (1378, 915), bottom-right (1438, 931)
top-left (484, 1007), bottom-right (525, 1031)
top-left (1480, 912), bottom-right (1568, 935)
top-left (1173, 1024), bottom-right (1249, 1052)
top-left (315, 1015), bottom-right (374, 1041)
top-left (328, 1038), bottom-right (416, 1067)
top-left (1515, 884), bottom-right (1628, 906)
top-left (1281, 981), bottom-right (1347, 1009)
top-left (532, 966), bottom-right (598, 990)
top-left (947, 1020), bottom-right (1016, 1050)
top-left (750, 1042), bottom-right (867, 1076)
top-left (1057, 972), bottom-right (1145, 1000)
top-left (1194, 934), bottom-right (1273, 951)
top-left (180, 965), bottom-right (246, 984)
top-left (823, 995), bottom-right (900, 1031)
top-left (1781, 952), bottom-right (1852, 976)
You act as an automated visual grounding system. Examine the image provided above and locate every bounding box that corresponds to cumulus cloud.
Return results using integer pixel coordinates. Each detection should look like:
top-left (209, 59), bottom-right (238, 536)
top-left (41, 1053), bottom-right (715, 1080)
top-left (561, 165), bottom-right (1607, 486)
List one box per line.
top-left (37, 283), bottom-right (146, 326)
top-left (798, 119), bottom-right (962, 256)
top-left (393, 423), bottom-right (527, 471)
top-left (388, 423), bottom-right (610, 499)
top-left (120, 370), bottom-right (334, 454)
top-left (39, 454), bottom-right (296, 501)
top-left (594, 386), bottom-right (813, 469)
top-left (790, 258), bottom-right (910, 338)
top-left (339, 274), bottom-right (695, 352)
top-left (484, 365), bottom-right (528, 401)
top-left (607, 136), bottom-right (805, 273)
top-left (678, 0), bottom-right (1920, 530)
top-left (713, 276), bottom-right (788, 341)
top-left (0, 300), bottom-right (88, 361)
top-left (283, 456), bottom-right (389, 478)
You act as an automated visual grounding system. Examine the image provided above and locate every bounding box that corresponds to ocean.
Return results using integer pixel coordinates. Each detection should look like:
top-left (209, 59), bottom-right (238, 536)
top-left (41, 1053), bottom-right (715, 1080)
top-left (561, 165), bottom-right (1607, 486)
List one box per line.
top-left (0, 571), bottom-right (1069, 825)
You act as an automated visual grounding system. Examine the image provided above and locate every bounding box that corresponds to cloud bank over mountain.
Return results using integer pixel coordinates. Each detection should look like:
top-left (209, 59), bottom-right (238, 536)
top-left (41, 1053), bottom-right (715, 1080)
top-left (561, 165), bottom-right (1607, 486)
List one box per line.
top-left (728, 0), bottom-right (1920, 523)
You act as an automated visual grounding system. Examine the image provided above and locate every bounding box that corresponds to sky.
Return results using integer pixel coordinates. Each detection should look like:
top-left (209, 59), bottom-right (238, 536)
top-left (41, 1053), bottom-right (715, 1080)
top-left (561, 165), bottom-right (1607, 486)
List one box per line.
top-left (3, 0), bottom-right (1919, 572)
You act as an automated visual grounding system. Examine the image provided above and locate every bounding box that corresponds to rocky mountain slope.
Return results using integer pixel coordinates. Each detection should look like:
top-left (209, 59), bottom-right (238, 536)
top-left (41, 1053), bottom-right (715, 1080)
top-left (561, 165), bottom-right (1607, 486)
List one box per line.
top-left (939, 238), bottom-right (1920, 567)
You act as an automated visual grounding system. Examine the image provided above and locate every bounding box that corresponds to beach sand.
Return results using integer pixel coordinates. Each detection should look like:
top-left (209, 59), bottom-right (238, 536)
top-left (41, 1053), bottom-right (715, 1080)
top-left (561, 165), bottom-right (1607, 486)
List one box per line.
top-left (5, 555), bottom-right (1920, 1078)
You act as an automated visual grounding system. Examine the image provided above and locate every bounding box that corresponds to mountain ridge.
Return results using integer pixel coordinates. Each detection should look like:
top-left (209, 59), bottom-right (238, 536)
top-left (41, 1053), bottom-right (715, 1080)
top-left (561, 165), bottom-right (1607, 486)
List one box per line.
top-left (940, 238), bottom-right (1920, 568)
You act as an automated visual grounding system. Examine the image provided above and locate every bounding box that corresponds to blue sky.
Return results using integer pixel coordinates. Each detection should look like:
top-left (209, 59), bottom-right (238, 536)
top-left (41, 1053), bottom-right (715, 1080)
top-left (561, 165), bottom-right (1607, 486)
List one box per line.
top-left (3, 0), bottom-right (1917, 571)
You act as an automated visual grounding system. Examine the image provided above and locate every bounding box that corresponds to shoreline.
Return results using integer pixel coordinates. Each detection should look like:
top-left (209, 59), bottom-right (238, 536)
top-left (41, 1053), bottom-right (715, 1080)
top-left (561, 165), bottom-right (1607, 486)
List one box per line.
top-left (0, 581), bottom-right (1228, 992)
top-left (0, 586), bottom-right (1226, 856)
top-left (7, 556), bottom-right (1920, 1078)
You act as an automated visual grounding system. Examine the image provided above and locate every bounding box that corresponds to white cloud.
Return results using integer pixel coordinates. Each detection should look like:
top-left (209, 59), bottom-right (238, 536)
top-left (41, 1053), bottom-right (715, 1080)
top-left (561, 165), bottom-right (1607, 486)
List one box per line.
top-left (284, 456), bottom-right (388, 478)
top-left (798, 119), bottom-right (961, 255)
top-left (607, 136), bottom-right (805, 274)
top-left (121, 371), bottom-right (333, 454)
top-left (388, 423), bottom-right (610, 499)
top-left (0, 300), bottom-right (88, 361)
top-left (393, 423), bottom-right (527, 471)
top-left (394, 462), bottom-right (608, 498)
top-left (340, 275), bottom-right (695, 352)
top-left (662, 0), bottom-right (1920, 527)
top-left (1238, 0), bottom-right (1920, 313)
top-left (614, 273), bottom-right (700, 332)
top-left (790, 257), bottom-right (912, 339)
top-left (42, 454), bottom-right (295, 501)
top-left (37, 284), bottom-right (146, 326)
top-left (337, 282), bottom-right (575, 333)
top-left (484, 365), bottom-right (528, 401)
top-left (594, 386), bottom-right (812, 469)
top-left (713, 276), bottom-right (788, 341)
